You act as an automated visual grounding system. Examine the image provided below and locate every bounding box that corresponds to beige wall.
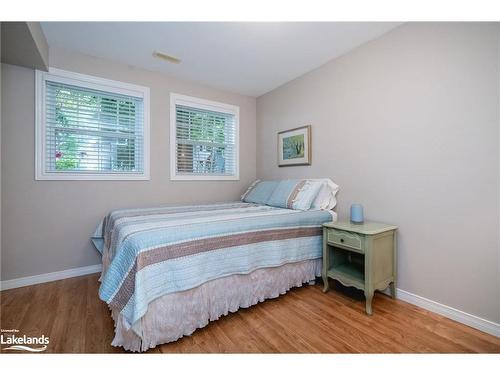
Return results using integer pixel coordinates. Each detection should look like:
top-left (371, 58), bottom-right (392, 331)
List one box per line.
top-left (0, 23), bottom-right (2, 280)
top-left (26, 22), bottom-right (49, 69)
top-left (1, 22), bottom-right (49, 71)
top-left (1, 47), bottom-right (256, 280)
top-left (257, 23), bottom-right (500, 323)
top-left (497, 25), bottom-right (500, 324)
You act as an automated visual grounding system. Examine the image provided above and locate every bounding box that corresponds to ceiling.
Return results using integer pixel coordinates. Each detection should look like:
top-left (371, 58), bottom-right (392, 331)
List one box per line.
top-left (41, 22), bottom-right (401, 97)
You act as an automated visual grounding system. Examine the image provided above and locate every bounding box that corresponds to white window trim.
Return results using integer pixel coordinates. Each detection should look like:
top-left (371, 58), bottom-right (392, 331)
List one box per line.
top-left (35, 68), bottom-right (150, 181)
top-left (170, 93), bottom-right (240, 181)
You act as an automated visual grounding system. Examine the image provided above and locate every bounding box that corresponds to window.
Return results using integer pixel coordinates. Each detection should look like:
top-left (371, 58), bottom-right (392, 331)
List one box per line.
top-left (35, 68), bottom-right (150, 180)
top-left (170, 93), bottom-right (239, 180)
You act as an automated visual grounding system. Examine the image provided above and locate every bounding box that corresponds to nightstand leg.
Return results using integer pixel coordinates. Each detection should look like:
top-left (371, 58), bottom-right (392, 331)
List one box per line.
top-left (322, 276), bottom-right (330, 292)
top-left (390, 282), bottom-right (396, 299)
top-left (322, 227), bottom-right (330, 293)
top-left (365, 290), bottom-right (374, 315)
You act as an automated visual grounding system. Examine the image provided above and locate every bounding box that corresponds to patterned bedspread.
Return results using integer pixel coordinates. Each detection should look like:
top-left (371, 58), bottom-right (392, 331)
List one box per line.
top-left (93, 202), bottom-right (334, 334)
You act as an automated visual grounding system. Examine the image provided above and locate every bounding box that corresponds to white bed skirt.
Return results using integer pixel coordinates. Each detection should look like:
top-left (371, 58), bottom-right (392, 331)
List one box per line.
top-left (110, 258), bottom-right (322, 352)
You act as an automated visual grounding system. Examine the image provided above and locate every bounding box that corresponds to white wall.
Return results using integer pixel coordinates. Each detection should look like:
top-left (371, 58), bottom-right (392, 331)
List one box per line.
top-left (257, 23), bottom-right (500, 323)
top-left (1, 47), bottom-right (256, 281)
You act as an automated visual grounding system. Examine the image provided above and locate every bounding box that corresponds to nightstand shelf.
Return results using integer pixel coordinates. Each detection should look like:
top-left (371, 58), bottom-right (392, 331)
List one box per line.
top-left (327, 265), bottom-right (365, 289)
top-left (322, 220), bottom-right (398, 315)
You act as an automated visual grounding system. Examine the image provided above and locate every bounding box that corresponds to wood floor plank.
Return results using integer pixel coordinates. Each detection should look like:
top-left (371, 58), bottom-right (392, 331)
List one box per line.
top-left (259, 294), bottom-right (355, 353)
top-left (1, 274), bottom-right (499, 353)
top-left (237, 304), bottom-right (303, 353)
top-left (0, 285), bottom-right (35, 331)
top-left (367, 294), bottom-right (475, 353)
top-left (291, 288), bottom-right (416, 352)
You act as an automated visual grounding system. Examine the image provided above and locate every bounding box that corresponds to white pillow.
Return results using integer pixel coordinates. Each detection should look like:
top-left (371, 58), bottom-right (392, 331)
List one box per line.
top-left (309, 178), bottom-right (339, 210)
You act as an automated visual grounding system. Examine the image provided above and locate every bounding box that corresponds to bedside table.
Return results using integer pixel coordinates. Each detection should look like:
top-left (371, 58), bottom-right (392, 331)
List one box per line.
top-left (322, 220), bottom-right (398, 315)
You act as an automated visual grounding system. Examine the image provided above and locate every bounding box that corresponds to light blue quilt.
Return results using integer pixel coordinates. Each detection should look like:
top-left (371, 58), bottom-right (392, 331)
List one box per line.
top-left (93, 202), bottom-right (333, 334)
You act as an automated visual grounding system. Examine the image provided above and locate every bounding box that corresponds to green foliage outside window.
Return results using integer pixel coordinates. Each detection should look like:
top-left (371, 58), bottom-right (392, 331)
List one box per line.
top-left (53, 88), bottom-right (137, 172)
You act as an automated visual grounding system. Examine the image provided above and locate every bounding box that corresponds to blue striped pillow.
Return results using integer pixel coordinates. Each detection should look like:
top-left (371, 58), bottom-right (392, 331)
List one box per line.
top-left (241, 180), bottom-right (279, 205)
top-left (267, 179), bottom-right (323, 210)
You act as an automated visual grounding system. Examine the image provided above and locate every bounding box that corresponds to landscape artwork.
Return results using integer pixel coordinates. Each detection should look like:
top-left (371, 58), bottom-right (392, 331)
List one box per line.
top-left (283, 134), bottom-right (305, 160)
top-left (278, 125), bottom-right (311, 167)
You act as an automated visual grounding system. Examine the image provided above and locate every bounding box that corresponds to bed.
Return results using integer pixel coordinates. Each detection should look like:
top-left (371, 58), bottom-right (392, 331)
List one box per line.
top-left (92, 179), bottom-right (338, 351)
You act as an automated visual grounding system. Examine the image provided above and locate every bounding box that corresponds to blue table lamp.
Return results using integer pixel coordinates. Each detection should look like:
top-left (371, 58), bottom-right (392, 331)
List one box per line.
top-left (350, 204), bottom-right (364, 224)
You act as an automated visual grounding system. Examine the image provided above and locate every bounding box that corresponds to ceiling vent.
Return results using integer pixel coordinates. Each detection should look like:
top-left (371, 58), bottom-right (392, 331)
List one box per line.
top-left (152, 51), bottom-right (181, 64)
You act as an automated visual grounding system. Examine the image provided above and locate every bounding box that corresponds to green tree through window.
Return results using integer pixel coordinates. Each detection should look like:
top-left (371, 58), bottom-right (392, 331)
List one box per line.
top-left (51, 85), bottom-right (138, 172)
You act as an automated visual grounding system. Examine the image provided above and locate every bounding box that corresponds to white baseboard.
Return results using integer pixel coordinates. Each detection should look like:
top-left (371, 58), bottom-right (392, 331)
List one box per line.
top-left (381, 288), bottom-right (500, 338)
top-left (1, 265), bottom-right (499, 339)
top-left (0, 264), bottom-right (102, 291)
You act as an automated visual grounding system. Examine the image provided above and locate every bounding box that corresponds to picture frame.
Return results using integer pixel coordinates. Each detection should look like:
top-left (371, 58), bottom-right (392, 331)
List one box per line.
top-left (277, 125), bottom-right (312, 167)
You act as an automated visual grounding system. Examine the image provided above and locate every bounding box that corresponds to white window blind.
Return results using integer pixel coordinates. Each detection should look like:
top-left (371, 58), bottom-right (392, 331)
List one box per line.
top-left (171, 94), bottom-right (239, 180)
top-left (36, 69), bottom-right (150, 180)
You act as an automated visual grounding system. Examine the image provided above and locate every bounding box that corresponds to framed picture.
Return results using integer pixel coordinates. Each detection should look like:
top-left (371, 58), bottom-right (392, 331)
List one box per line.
top-left (277, 125), bottom-right (312, 167)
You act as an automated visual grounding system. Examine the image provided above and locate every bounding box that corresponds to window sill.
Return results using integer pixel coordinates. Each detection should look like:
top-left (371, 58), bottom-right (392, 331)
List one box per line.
top-left (35, 172), bottom-right (150, 181)
top-left (170, 174), bottom-right (239, 181)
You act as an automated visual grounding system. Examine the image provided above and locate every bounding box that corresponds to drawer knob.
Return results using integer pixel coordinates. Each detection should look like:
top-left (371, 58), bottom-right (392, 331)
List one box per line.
top-left (340, 238), bottom-right (344, 243)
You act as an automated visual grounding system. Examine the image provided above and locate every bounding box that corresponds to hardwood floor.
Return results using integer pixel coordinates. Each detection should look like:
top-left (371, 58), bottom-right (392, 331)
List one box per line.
top-left (1, 273), bottom-right (499, 353)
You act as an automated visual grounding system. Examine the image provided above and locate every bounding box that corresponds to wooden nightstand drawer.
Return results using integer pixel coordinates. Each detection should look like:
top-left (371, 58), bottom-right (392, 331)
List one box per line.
top-left (327, 228), bottom-right (364, 252)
